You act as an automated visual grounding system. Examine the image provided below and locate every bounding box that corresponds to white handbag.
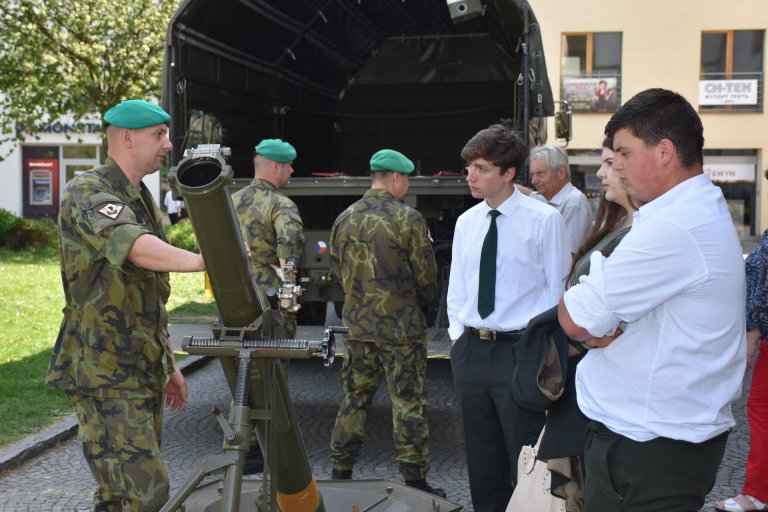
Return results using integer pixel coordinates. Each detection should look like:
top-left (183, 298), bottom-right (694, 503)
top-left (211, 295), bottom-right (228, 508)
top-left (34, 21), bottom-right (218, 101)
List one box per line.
top-left (506, 427), bottom-right (567, 512)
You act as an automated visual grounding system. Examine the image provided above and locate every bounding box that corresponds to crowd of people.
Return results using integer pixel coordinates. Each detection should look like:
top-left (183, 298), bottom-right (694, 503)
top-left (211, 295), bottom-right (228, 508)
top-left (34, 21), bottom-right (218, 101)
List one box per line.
top-left (48, 88), bottom-right (759, 512)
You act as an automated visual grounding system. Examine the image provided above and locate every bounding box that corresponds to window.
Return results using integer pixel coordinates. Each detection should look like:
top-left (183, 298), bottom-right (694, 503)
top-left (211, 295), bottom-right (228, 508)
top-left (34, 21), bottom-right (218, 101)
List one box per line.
top-left (700, 30), bottom-right (764, 111)
top-left (63, 145), bottom-right (97, 159)
top-left (561, 32), bottom-right (622, 113)
top-left (704, 149), bottom-right (758, 236)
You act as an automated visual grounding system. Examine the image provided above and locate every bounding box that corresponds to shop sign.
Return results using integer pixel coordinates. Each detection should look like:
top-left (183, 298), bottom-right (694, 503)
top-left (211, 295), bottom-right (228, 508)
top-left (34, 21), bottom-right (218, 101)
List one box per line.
top-left (41, 120), bottom-right (102, 134)
top-left (704, 162), bottom-right (755, 183)
top-left (699, 80), bottom-right (758, 105)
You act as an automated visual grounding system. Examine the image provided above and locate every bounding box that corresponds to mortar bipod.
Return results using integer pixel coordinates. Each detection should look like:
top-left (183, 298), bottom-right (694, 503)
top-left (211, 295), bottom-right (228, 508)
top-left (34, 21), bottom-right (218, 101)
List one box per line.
top-left (159, 326), bottom-right (345, 512)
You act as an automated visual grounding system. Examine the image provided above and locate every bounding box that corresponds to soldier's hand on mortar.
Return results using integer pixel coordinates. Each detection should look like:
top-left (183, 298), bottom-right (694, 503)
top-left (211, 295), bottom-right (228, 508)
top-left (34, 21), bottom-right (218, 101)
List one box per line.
top-left (165, 371), bottom-right (189, 412)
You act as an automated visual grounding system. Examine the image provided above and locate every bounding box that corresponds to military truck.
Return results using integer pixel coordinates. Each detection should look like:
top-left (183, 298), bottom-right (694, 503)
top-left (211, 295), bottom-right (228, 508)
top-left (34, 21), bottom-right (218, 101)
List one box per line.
top-left (162, 0), bottom-right (566, 326)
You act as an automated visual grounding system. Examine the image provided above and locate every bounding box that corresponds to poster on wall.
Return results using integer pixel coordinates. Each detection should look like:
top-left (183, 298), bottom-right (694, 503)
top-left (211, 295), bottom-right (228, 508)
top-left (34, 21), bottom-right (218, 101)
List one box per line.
top-left (562, 77), bottom-right (619, 112)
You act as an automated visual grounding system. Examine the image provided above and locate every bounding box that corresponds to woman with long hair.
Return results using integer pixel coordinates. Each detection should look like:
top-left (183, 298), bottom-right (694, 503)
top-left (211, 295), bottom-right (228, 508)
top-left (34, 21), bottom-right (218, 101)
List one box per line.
top-left (530, 136), bottom-right (640, 512)
top-left (566, 136), bottom-right (638, 287)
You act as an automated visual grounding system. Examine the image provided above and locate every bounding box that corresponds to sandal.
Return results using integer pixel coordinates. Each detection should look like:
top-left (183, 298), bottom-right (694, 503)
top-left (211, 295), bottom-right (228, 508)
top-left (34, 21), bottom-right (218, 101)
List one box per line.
top-left (714, 494), bottom-right (768, 511)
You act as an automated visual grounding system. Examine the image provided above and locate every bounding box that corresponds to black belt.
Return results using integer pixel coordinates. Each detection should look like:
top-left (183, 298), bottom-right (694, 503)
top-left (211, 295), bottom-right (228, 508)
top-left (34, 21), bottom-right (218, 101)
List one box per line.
top-left (466, 327), bottom-right (524, 341)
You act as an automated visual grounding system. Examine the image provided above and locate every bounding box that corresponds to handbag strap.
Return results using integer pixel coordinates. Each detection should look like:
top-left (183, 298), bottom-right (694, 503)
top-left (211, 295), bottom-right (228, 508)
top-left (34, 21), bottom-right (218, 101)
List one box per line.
top-left (532, 426), bottom-right (546, 457)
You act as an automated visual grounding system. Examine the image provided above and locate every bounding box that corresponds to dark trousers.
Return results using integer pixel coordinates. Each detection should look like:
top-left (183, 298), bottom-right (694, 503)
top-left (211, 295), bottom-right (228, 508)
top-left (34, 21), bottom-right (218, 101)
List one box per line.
top-left (583, 421), bottom-right (728, 512)
top-left (451, 332), bottom-right (545, 512)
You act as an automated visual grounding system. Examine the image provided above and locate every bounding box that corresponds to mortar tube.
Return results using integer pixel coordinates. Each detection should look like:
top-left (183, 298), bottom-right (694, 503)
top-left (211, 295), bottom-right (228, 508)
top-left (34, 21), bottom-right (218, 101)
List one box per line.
top-left (168, 152), bottom-right (264, 329)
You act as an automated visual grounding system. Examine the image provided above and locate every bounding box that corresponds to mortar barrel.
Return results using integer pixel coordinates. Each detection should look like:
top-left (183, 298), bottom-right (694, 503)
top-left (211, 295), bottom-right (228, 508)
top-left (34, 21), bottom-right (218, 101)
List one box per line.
top-left (168, 152), bottom-right (263, 328)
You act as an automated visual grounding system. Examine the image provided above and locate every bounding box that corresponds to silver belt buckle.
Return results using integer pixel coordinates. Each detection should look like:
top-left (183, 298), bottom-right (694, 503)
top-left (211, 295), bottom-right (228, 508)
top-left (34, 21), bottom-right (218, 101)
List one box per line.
top-left (478, 328), bottom-right (494, 340)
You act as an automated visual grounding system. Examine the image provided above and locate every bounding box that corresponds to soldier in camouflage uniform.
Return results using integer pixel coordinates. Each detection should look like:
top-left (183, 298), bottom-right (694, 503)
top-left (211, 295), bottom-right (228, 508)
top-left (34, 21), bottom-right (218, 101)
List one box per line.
top-left (231, 138), bottom-right (304, 338)
top-left (328, 149), bottom-right (445, 497)
top-left (231, 138), bottom-right (303, 473)
top-left (46, 100), bottom-right (206, 512)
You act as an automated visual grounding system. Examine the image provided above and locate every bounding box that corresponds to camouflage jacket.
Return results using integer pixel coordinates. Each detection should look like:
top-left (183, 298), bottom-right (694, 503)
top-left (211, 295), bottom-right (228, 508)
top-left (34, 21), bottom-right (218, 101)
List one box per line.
top-left (46, 158), bottom-right (173, 399)
top-left (330, 188), bottom-right (438, 342)
top-left (231, 179), bottom-right (304, 290)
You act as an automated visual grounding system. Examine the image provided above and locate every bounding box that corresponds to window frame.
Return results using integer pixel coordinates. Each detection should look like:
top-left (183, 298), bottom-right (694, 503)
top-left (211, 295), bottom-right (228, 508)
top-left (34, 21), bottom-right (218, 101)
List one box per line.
top-left (700, 29), bottom-right (764, 112)
top-left (560, 32), bottom-right (623, 114)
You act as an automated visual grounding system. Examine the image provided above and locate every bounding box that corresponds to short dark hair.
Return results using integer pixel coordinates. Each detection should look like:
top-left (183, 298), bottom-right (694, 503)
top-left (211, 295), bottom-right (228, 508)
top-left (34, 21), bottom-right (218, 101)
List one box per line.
top-left (605, 88), bottom-right (704, 169)
top-left (461, 124), bottom-right (527, 175)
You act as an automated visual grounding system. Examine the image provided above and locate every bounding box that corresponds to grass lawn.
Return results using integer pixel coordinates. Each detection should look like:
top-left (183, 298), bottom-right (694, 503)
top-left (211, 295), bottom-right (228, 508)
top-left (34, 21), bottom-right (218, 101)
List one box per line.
top-left (0, 247), bottom-right (216, 447)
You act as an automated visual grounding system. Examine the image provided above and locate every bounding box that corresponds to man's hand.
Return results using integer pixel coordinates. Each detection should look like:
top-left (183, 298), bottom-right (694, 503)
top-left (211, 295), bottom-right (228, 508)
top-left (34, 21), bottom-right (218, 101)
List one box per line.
top-left (580, 329), bottom-right (623, 350)
top-left (271, 263), bottom-right (285, 281)
top-left (747, 328), bottom-right (762, 370)
top-left (165, 371), bottom-right (189, 412)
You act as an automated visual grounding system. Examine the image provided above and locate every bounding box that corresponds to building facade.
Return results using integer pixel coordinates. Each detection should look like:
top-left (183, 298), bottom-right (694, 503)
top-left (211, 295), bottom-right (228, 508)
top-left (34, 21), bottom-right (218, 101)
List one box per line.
top-left (530, 0), bottom-right (767, 236)
top-left (1, 1), bottom-right (765, 234)
top-left (0, 114), bottom-right (161, 220)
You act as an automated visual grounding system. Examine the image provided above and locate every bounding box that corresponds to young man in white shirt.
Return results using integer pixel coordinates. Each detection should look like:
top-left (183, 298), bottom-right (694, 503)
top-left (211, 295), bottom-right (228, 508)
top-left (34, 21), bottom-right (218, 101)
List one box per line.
top-left (558, 88), bottom-right (746, 512)
top-left (447, 124), bottom-right (569, 512)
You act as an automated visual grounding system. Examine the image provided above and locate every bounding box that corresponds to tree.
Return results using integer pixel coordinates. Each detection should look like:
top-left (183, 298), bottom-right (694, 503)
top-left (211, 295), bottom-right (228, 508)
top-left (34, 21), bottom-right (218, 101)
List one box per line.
top-left (0, 0), bottom-right (179, 156)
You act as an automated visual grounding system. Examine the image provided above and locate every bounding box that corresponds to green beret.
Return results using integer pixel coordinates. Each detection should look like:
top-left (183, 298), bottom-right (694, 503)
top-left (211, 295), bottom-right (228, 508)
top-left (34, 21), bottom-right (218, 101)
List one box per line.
top-left (370, 149), bottom-right (414, 174)
top-left (254, 138), bottom-right (297, 163)
top-left (103, 100), bottom-right (170, 129)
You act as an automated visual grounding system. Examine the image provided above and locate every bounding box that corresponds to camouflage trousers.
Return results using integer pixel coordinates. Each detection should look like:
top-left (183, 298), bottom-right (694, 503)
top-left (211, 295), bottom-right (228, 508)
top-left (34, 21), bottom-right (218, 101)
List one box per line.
top-left (330, 337), bottom-right (430, 480)
top-left (68, 392), bottom-right (169, 511)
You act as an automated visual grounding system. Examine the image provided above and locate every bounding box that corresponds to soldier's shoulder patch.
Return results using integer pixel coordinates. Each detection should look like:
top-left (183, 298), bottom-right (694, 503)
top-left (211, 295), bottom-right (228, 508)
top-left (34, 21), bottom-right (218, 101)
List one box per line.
top-left (97, 202), bottom-right (125, 220)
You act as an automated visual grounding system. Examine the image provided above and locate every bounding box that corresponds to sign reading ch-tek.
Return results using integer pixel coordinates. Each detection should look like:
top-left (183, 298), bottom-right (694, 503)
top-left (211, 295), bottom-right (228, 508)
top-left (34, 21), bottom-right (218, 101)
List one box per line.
top-left (699, 79), bottom-right (758, 106)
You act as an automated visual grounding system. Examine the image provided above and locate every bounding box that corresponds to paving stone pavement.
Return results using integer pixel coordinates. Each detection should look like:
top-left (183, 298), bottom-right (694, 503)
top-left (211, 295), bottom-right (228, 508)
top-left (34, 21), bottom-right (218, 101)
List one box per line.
top-left (0, 329), bottom-right (754, 512)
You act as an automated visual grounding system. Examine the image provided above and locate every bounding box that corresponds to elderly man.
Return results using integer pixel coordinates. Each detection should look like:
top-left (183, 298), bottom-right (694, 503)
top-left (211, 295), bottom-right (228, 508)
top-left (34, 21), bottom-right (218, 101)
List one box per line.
top-left (558, 89), bottom-right (746, 512)
top-left (527, 144), bottom-right (593, 255)
top-left (47, 99), bottom-right (206, 511)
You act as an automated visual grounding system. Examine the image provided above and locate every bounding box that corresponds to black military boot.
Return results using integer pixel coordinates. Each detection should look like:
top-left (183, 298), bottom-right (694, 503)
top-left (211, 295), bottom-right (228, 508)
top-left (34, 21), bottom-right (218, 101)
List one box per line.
top-left (405, 479), bottom-right (447, 498)
top-left (331, 468), bottom-right (352, 480)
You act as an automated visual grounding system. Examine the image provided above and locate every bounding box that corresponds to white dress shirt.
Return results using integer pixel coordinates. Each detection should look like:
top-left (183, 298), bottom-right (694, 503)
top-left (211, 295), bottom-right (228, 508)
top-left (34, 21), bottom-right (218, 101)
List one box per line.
top-left (164, 190), bottom-right (181, 215)
top-left (531, 182), bottom-right (593, 255)
top-left (447, 190), bottom-right (569, 340)
top-left (565, 174), bottom-right (746, 443)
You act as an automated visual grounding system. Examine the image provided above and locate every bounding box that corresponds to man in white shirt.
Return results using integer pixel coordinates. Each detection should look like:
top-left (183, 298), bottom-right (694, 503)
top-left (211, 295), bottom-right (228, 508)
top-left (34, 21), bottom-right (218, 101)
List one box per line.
top-left (448, 124), bottom-right (569, 512)
top-left (558, 88), bottom-right (746, 512)
top-left (527, 144), bottom-right (593, 255)
top-left (163, 182), bottom-right (184, 225)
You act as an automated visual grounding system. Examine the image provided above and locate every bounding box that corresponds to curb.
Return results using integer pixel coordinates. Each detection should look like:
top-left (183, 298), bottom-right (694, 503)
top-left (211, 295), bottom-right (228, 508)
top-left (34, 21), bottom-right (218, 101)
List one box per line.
top-left (0, 355), bottom-right (211, 474)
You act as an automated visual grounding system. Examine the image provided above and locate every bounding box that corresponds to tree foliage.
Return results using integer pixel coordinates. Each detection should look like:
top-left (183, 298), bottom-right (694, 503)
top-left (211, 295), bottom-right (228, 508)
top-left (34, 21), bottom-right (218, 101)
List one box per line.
top-left (0, 0), bottom-right (179, 150)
